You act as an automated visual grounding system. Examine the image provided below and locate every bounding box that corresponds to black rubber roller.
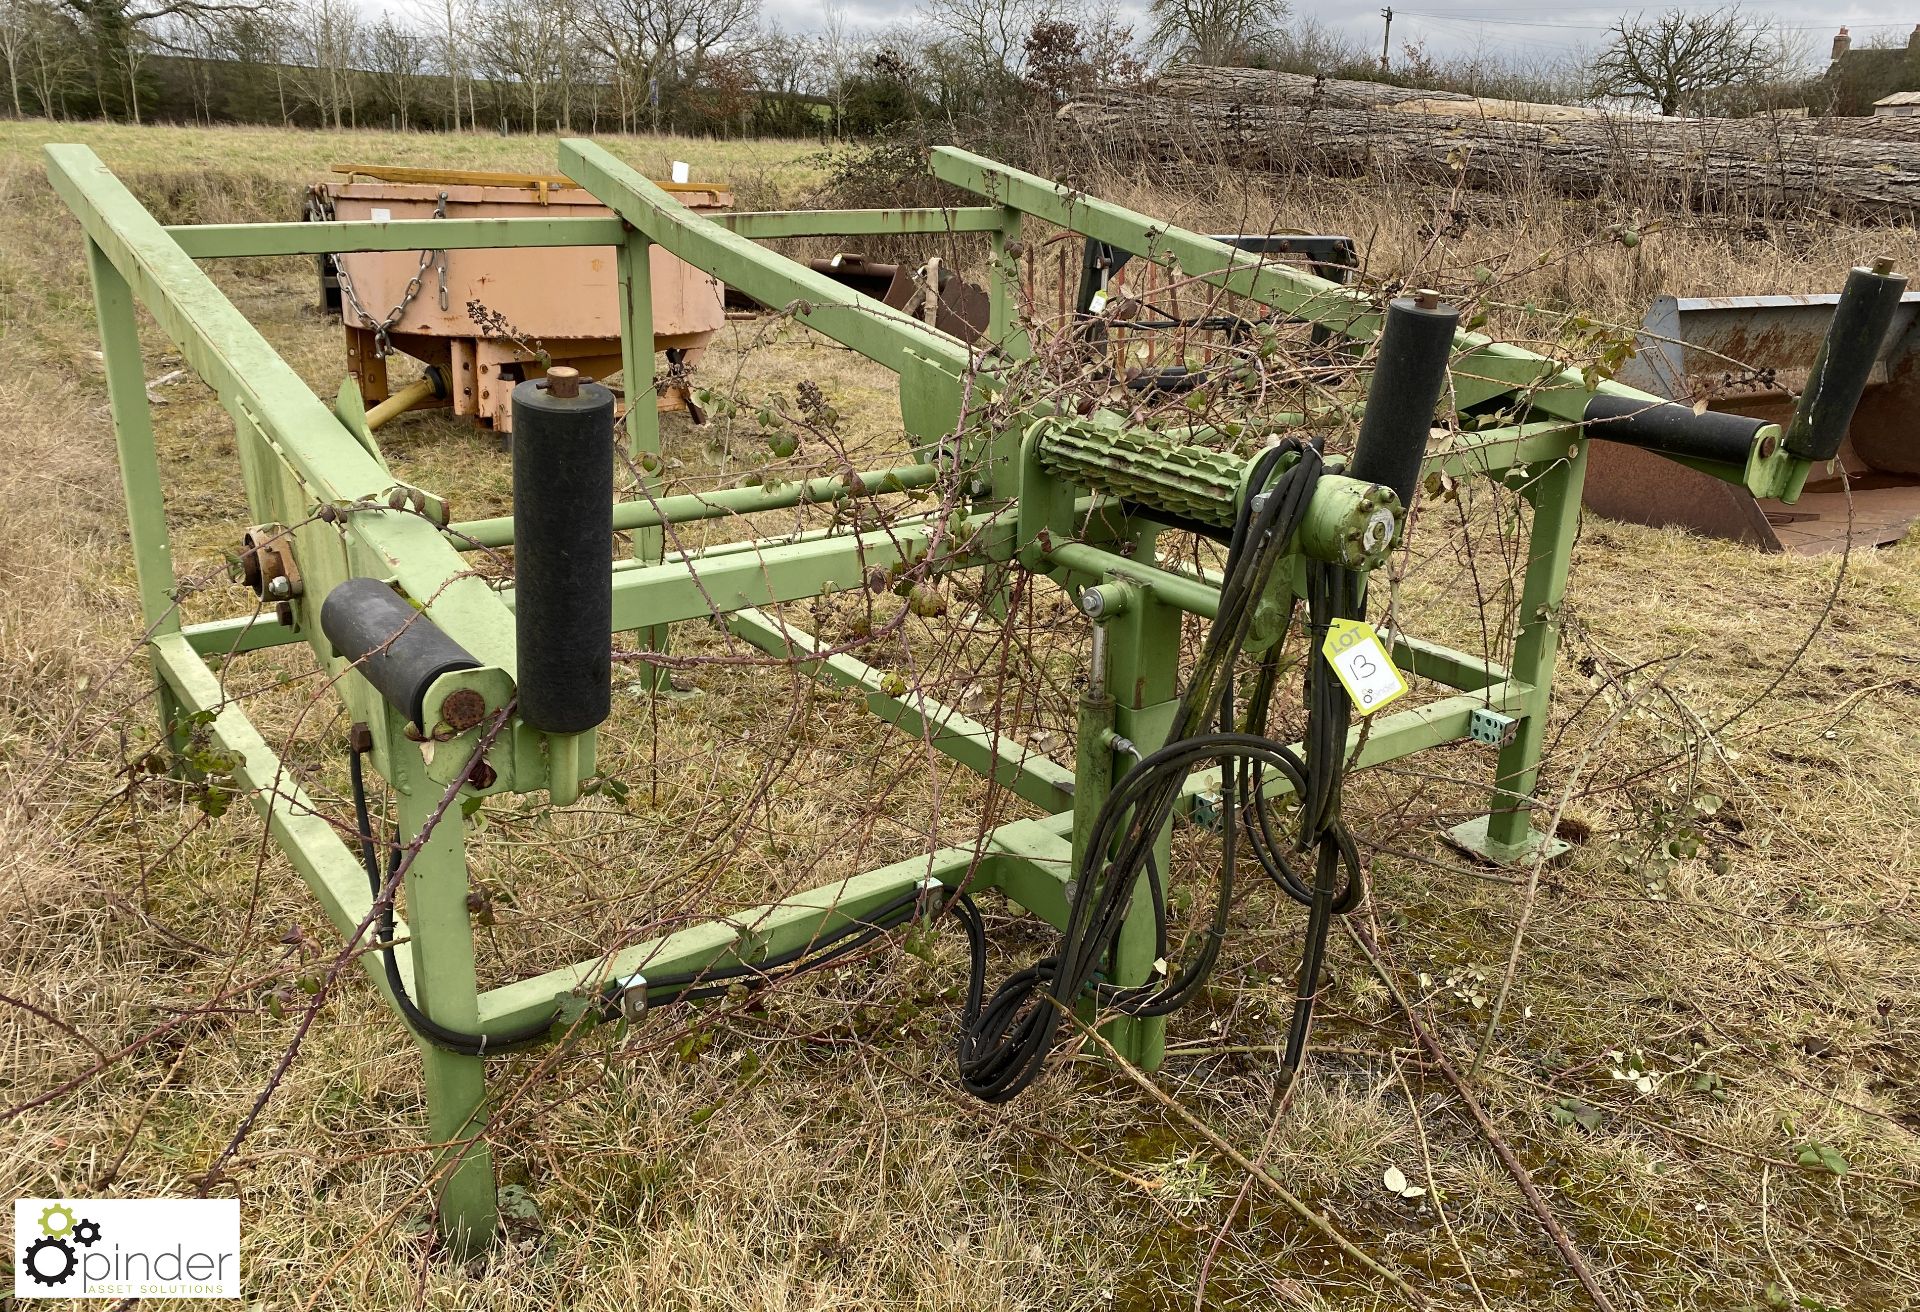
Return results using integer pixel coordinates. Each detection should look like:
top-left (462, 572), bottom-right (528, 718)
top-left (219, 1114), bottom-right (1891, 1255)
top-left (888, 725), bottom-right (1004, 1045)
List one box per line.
top-left (511, 368), bottom-right (615, 735)
top-left (1786, 262), bottom-right (1908, 462)
top-left (321, 577), bottom-right (481, 728)
top-left (1583, 394), bottom-right (1767, 467)
top-left (1350, 296), bottom-right (1460, 507)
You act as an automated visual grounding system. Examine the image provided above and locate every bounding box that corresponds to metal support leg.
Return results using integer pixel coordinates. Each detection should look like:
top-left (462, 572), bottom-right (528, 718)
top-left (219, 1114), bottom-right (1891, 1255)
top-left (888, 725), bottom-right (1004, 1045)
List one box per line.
top-left (1100, 564), bottom-right (1179, 1069)
top-left (345, 324), bottom-right (389, 406)
top-left (617, 231), bottom-right (672, 690)
top-left (986, 205), bottom-right (1030, 368)
top-left (395, 750), bottom-right (497, 1253)
top-left (980, 208), bottom-right (1030, 620)
top-left (1449, 443), bottom-right (1587, 865)
top-left (88, 238), bottom-right (188, 758)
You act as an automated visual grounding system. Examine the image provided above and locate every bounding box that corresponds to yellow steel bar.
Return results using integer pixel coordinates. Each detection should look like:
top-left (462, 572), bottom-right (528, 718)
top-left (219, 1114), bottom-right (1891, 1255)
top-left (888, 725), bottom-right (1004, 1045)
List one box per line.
top-left (330, 162), bottom-right (727, 194)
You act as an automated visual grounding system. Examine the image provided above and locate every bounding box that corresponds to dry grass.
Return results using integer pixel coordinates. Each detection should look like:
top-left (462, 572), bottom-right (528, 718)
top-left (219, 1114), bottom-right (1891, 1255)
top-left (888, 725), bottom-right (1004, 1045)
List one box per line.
top-left (0, 120), bottom-right (1917, 1312)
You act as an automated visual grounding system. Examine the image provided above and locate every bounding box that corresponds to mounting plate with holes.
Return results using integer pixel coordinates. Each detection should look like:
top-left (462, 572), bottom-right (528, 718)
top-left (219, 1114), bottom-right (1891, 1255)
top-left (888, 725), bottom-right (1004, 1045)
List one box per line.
top-left (1469, 707), bottom-right (1519, 747)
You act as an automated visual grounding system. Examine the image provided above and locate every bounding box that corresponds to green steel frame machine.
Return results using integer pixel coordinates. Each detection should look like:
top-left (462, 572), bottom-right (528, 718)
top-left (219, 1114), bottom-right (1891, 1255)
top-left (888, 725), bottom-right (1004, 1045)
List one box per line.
top-left (48, 138), bottom-right (1898, 1251)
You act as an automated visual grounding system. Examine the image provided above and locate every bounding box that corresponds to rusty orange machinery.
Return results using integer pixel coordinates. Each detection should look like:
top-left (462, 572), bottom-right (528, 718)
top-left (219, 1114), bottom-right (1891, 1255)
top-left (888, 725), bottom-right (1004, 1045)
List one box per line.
top-left (317, 164), bottom-right (730, 434)
top-left (1585, 286), bottom-right (1920, 553)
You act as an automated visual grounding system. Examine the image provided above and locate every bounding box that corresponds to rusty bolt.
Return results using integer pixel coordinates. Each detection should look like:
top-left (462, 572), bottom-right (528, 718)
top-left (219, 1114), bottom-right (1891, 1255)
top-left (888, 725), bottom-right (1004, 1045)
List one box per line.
top-left (348, 722), bottom-right (375, 754)
top-left (546, 365), bottom-right (581, 399)
top-left (441, 687), bottom-right (488, 732)
top-left (274, 601), bottom-right (295, 627)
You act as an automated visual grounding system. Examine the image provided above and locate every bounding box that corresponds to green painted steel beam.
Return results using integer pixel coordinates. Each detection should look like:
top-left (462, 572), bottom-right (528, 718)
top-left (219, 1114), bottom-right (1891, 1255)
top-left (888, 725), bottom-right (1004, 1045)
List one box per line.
top-left (1049, 541), bottom-right (1223, 619)
top-left (594, 515), bottom-right (1010, 631)
top-left (926, 146), bottom-right (1670, 424)
top-left (1390, 634), bottom-right (1510, 693)
top-left (559, 139), bottom-right (973, 380)
top-left (1030, 677), bottom-right (1536, 847)
top-left (1426, 424), bottom-right (1583, 480)
top-left (190, 514), bottom-right (986, 645)
top-left (475, 843), bottom-right (1001, 1030)
top-left (985, 819), bottom-right (1076, 924)
top-left (1178, 679), bottom-right (1532, 806)
top-left (449, 464), bottom-right (942, 551)
top-left (167, 207), bottom-right (1008, 261)
top-left (715, 207), bottom-right (1004, 238)
top-left (727, 607), bottom-right (1077, 813)
top-left (165, 216), bottom-right (626, 259)
top-left (611, 512), bottom-right (942, 570)
top-left (151, 633), bottom-right (417, 1004)
top-left (46, 144), bottom-right (519, 678)
top-left (182, 613), bottom-right (301, 657)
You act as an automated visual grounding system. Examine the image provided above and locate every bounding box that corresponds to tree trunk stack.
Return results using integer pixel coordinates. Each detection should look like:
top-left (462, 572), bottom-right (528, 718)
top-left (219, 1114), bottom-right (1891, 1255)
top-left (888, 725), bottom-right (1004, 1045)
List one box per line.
top-left (1059, 66), bottom-right (1920, 219)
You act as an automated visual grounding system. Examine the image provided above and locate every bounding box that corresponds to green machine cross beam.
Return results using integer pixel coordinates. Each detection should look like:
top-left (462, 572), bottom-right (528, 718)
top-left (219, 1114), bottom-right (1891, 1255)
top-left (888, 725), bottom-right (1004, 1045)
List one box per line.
top-left (48, 136), bottom-right (1893, 1251)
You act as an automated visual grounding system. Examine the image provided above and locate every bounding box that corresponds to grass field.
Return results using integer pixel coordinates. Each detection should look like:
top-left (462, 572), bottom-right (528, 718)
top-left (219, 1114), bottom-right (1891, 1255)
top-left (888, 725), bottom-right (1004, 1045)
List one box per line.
top-left (2, 120), bottom-right (1918, 1311)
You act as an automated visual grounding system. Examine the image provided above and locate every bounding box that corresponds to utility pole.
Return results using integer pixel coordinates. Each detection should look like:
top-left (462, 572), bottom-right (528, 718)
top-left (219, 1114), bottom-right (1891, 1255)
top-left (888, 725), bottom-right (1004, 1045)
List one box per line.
top-left (1380, 7), bottom-right (1393, 72)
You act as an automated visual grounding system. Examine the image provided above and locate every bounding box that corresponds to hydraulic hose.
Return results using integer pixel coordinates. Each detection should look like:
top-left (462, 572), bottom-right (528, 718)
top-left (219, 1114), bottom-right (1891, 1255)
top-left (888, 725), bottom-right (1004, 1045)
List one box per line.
top-left (346, 744), bottom-right (977, 1056)
top-left (952, 439), bottom-right (1366, 1104)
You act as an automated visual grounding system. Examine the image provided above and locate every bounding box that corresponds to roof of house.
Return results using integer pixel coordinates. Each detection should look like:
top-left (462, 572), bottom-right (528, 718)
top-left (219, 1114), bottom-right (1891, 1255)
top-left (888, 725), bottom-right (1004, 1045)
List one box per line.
top-left (1876, 90), bottom-right (1920, 106)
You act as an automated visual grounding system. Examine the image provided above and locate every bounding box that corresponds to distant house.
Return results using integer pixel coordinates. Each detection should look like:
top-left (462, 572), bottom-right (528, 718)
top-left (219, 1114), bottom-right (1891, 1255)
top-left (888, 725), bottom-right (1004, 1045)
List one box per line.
top-left (1875, 90), bottom-right (1920, 116)
top-left (1826, 25), bottom-right (1920, 116)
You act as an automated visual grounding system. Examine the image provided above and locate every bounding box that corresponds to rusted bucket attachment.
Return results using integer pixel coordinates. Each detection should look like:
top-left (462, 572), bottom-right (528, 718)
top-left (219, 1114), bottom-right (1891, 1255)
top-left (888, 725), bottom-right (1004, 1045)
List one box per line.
top-left (725, 254), bottom-right (989, 343)
top-left (1585, 288), bottom-right (1920, 552)
top-left (318, 164), bottom-right (732, 434)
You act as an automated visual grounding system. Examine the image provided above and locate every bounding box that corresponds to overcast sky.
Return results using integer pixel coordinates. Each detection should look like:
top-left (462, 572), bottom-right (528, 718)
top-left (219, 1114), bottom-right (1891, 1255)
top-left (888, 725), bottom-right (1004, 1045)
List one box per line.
top-left (750, 0), bottom-right (1920, 67)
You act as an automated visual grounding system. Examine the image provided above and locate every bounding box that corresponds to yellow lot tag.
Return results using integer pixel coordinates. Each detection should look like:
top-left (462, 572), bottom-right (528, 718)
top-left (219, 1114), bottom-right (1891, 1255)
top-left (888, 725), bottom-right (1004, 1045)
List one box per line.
top-left (1322, 619), bottom-right (1409, 715)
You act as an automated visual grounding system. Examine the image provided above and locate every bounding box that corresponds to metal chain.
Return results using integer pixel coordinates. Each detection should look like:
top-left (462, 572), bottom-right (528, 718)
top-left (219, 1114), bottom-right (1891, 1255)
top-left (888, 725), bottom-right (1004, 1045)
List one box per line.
top-left (331, 191), bottom-right (447, 358)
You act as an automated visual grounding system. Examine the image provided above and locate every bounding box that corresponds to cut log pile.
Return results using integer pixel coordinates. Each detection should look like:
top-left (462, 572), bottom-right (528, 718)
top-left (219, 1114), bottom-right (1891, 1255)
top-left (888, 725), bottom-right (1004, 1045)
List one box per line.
top-left (1060, 66), bottom-right (1920, 218)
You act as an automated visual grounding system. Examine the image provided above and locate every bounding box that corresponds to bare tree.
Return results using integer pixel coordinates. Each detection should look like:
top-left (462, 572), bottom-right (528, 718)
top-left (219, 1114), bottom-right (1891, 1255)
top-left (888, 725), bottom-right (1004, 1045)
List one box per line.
top-left (366, 10), bottom-right (427, 127)
top-left (60, 0), bottom-right (272, 118)
top-left (473, 0), bottom-right (569, 132)
top-left (1594, 6), bottom-right (1785, 116)
top-left (25, 1), bottom-right (85, 115)
top-left (1147, 0), bottom-right (1287, 67)
top-left (418, 0), bottom-right (467, 130)
top-left (286, 0), bottom-right (361, 127)
top-left (919, 0), bottom-right (1052, 87)
top-left (220, 5), bottom-right (292, 124)
top-left (0, 0), bottom-right (31, 113)
top-left (744, 21), bottom-right (828, 136)
top-left (586, 0), bottom-right (759, 132)
top-left (157, 8), bottom-right (226, 122)
top-left (817, 0), bottom-right (859, 135)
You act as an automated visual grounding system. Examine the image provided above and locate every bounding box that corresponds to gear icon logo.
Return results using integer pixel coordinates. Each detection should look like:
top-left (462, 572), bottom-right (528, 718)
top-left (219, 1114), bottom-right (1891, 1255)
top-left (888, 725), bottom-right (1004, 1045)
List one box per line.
top-left (18, 1202), bottom-right (99, 1289)
top-left (36, 1203), bottom-right (76, 1239)
top-left (21, 1235), bottom-right (77, 1287)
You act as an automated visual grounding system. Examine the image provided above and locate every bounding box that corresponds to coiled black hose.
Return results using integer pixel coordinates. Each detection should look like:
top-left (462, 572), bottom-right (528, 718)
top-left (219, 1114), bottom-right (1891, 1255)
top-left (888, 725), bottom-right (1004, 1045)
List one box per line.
top-left (952, 440), bottom-right (1366, 1103)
